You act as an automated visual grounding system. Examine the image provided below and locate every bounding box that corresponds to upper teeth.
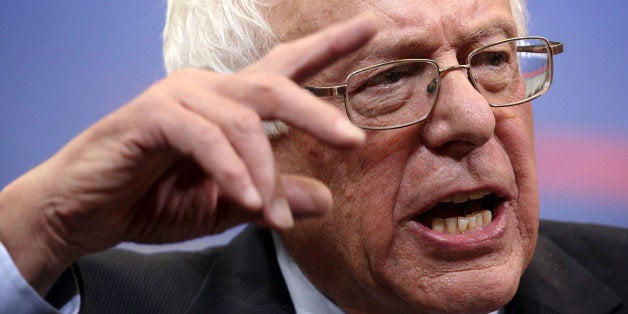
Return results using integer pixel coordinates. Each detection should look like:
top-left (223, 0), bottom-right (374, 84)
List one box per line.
top-left (442, 190), bottom-right (491, 204)
top-left (430, 210), bottom-right (493, 235)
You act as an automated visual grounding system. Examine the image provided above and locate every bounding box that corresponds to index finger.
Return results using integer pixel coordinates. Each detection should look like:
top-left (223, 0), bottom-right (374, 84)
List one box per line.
top-left (247, 13), bottom-right (379, 83)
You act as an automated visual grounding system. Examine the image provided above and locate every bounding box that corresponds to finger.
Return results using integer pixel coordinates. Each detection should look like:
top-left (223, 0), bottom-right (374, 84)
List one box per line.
top-left (282, 175), bottom-right (333, 219)
top-left (263, 170), bottom-right (294, 230)
top-left (154, 100), bottom-right (264, 211)
top-left (169, 82), bottom-right (293, 228)
top-left (213, 174), bottom-right (332, 231)
top-left (225, 15), bottom-right (378, 147)
top-left (161, 86), bottom-right (294, 230)
top-left (170, 77), bottom-right (275, 194)
top-left (249, 13), bottom-right (379, 82)
top-left (261, 174), bottom-right (334, 230)
top-left (217, 73), bottom-right (366, 147)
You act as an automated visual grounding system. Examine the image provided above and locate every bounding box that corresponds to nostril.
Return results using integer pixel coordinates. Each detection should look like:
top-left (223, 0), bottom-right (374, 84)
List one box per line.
top-left (437, 140), bottom-right (480, 160)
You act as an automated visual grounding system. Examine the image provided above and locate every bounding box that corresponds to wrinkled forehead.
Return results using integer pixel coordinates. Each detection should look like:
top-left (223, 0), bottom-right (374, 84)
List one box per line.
top-left (269, 0), bottom-right (516, 48)
top-left (266, 0), bottom-right (517, 81)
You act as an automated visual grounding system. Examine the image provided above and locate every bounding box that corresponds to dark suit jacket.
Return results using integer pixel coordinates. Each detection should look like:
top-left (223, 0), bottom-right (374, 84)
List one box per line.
top-left (52, 220), bottom-right (626, 313)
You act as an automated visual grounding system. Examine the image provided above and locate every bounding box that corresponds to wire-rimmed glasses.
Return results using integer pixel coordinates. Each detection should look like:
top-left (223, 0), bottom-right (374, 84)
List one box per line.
top-left (306, 36), bottom-right (564, 130)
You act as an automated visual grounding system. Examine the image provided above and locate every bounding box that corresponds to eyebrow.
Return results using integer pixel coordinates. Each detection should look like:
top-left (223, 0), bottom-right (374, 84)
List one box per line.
top-left (461, 19), bottom-right (518, 47)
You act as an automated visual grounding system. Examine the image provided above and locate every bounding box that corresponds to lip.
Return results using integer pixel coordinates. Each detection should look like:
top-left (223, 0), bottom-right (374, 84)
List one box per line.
top-left (405, 199), bottom-right (508, 249)
top-left (401, 181), bottom-right (513, 220)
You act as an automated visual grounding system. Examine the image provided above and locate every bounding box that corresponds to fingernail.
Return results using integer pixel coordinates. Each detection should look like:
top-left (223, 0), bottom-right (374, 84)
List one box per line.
top-left (271, 198), bottom-right (294, 229)
top-left (243, 186), bottom-right (263, 208)
top-left (335, 119), bottom-right (365, 143)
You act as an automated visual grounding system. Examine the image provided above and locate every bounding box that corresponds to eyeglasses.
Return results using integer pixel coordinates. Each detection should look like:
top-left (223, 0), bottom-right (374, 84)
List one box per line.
top-left (305, 36), bottom-right (564, 130)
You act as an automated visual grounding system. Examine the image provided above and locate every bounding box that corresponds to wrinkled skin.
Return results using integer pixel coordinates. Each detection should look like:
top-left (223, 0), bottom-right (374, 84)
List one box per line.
top-left (0, 17), bottom-right (376, 295)
top-left (270, 0), bottom-right (539, 313)
top-left (0, 0), bottom-right (540, 312)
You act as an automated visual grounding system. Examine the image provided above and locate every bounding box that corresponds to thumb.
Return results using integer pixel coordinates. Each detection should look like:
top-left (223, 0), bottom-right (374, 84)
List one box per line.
top-left (282, 175), bottom-right (333, 219)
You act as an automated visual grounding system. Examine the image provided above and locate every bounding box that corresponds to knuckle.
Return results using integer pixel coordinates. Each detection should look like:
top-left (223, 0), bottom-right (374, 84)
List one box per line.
top-left (127, 87), bottom-right (172, 122)
top-left (195, 123), bottom-right (224, 147)
top-left (231, 109), bottom-right (264, 134)
top-left (248, 74), bottom-right (291, 110)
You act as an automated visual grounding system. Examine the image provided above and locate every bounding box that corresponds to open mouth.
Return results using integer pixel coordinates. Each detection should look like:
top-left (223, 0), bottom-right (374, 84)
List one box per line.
top-left (415, 191), bottom-right (503, 235)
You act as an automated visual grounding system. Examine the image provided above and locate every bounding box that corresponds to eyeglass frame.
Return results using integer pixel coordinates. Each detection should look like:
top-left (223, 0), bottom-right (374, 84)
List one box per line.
top-left (305, 36), bottom-right (564, 130)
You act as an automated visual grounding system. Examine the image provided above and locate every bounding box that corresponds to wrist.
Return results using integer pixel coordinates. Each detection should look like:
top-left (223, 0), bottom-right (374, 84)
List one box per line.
top-left (0, 168), bottom-right (75, 296)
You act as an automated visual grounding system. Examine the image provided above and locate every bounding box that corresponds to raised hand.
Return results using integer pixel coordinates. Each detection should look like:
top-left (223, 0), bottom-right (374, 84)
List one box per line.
top-left (0, 15), bottom-right (377, 295)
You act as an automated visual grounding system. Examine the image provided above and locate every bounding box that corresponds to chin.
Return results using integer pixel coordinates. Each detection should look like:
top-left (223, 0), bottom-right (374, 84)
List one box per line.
top-left (372, 224), bottom-right (532, 313)
top-left (386, 262), bottom-right (523, 314)
top-left (429, 269), bottom-right (520, 313)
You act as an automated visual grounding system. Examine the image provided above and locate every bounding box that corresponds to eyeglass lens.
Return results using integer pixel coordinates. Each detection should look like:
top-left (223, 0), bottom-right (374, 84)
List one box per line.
top-left (345, 38), bottom-right (551, 129)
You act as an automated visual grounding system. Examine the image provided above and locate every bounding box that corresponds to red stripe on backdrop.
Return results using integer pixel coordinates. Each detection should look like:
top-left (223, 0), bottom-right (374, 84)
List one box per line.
top-left (523, 64), bottom-right (548, 79)
top-left (535, 128), bottom-right (628, 203)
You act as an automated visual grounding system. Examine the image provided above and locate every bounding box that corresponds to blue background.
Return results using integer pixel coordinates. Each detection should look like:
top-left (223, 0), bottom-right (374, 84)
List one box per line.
top-left (1, 1), bottom-right (626, 245)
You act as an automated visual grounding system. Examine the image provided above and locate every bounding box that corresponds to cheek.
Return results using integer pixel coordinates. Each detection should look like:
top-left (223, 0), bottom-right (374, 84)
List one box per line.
top-left (496, 104), bottom-right (536, 200)
top-left (327, 135), bottom-right (409, 242)
top-left (311, 131), bottom-right (415, 281)
top-left (494, 103), bottom-right (535, 157)
top-left (495, 103), bottom-right (539, 251)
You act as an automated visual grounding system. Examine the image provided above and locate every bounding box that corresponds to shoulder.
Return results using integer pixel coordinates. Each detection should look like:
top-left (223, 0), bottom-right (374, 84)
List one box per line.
top-left (538, 219), bottom-right (628, 265)
top-left (512, 220), bottom-right (627, 313)
top-left (539, 219), bottom-right (627, 243)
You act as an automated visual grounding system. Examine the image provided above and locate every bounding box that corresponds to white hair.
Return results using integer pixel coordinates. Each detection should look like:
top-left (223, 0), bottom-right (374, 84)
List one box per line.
top-left (510, 0), bottom-right (529, 36)
top-left (163, 0), bottom-right (528, 136)
top-left (163, 0), bottom-right (277, 74)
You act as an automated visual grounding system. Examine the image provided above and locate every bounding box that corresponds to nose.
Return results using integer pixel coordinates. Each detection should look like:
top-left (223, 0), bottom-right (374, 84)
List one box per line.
top-left (421, 63), bottom-right (496, 157)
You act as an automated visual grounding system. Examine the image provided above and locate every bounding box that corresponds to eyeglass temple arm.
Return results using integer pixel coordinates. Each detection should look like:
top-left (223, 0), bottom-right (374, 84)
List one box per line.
top-left (304, 85), bottom-right (347, 97)
top-left (517, 41), bottom-right (564, 55)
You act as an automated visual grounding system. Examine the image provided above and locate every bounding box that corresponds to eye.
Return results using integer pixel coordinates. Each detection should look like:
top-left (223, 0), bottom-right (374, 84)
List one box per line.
top-left (473, 51), bottom-right (510, 68)
top-left (356, 62), bottom-right (431, 91)
top-left (487, 52), bottom-right (505, 66)
top-left (366, 67), bottom-right (408, 87)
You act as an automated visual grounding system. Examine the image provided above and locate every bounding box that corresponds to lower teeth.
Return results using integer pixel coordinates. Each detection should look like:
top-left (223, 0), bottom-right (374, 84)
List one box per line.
top-left (430, 210), bottom-right (492, 235)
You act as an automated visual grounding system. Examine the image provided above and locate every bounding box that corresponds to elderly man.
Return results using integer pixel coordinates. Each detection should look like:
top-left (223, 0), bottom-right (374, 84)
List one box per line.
top-left (0, 0), bottom-right (626, 313)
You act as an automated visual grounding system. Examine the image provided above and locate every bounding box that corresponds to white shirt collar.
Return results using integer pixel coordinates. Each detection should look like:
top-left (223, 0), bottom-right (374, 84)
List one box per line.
top-left (272, 232), bottom-right (345, 314)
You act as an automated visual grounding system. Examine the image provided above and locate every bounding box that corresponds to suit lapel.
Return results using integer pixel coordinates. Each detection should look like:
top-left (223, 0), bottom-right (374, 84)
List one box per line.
top-left (185, 225), bottom-right (295, 313)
